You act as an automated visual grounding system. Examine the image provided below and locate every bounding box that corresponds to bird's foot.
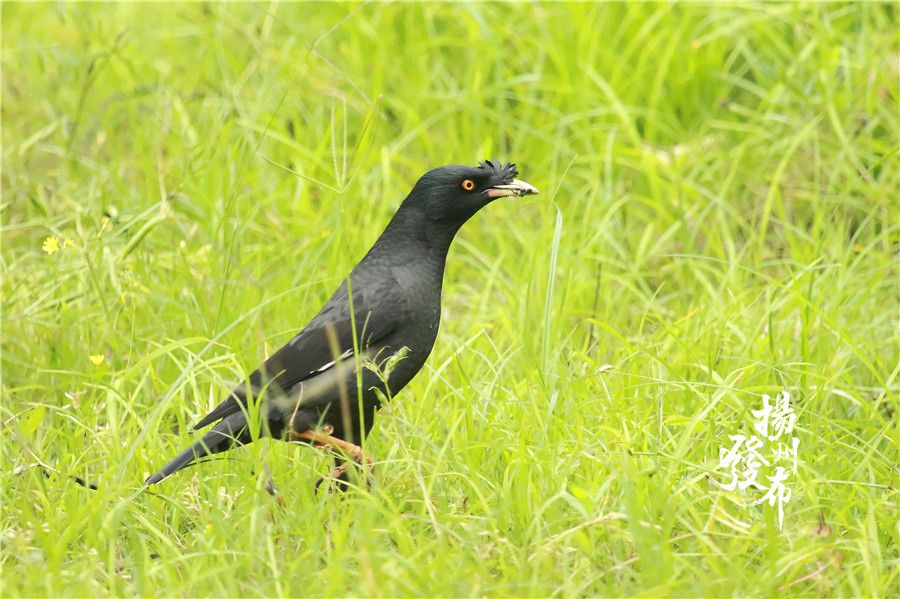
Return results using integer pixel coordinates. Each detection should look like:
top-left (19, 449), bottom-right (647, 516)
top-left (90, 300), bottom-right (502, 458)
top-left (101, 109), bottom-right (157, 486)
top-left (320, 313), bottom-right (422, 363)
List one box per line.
top-left (329, 456), bottom-right (374, 492)
top-left (289, 428), bottom-right (371, 467)
top-left (314, 462), bottom-right (351, 494)
top-left (289, 427), bottom-right (375, 492)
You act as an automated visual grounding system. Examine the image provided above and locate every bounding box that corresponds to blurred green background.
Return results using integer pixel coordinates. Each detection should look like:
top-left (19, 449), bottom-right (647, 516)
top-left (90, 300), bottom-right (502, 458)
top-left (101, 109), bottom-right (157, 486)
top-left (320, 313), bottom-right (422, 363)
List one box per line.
top-left (2, 2), bottom-right (897, 597)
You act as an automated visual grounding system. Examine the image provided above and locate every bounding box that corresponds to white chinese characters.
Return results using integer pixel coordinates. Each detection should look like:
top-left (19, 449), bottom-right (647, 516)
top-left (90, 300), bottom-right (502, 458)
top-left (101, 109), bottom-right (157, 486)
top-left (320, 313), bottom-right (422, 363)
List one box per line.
top-left (715, 391), bottom-right (799, 530)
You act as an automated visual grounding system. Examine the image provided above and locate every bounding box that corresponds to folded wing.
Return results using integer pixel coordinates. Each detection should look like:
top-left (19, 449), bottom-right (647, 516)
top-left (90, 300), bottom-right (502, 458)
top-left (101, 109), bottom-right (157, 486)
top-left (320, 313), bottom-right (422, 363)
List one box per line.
top-left (192, 285), bottom-right (397, 431)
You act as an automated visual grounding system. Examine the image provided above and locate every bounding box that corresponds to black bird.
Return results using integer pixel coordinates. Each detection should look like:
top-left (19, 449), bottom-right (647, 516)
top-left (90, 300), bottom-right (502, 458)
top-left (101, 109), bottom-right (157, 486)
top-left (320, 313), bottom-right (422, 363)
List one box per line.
top-left (145, 160), bottom-right (538, 488)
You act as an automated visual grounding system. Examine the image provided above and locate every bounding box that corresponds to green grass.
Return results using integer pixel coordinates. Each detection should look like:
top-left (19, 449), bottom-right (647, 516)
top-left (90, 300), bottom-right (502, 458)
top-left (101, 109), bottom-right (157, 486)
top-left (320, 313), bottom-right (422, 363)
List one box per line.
top-left (2, 2), bottom-right (898, 597)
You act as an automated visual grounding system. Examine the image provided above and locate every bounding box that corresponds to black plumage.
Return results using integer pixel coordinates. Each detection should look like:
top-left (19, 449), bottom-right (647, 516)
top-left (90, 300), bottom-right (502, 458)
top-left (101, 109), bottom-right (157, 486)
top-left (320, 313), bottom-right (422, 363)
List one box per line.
top-left (145, 160), bottom-right (538, 487)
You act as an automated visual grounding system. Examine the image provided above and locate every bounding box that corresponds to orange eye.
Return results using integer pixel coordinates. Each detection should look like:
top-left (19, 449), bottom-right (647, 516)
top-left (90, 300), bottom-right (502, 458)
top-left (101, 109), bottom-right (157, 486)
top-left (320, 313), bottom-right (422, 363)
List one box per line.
top-left (461, 179), bottom-right (476, 191)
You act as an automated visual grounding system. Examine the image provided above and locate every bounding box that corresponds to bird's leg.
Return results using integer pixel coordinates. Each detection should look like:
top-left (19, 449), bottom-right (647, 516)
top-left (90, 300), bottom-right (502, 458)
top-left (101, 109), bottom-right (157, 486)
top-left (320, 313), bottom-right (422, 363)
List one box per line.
top-left (289, 426), bottom-right (369, 465)
top-left (315, 457), bottom-right (351, 493)
top-left (288, 426), bottom-right (374, 490)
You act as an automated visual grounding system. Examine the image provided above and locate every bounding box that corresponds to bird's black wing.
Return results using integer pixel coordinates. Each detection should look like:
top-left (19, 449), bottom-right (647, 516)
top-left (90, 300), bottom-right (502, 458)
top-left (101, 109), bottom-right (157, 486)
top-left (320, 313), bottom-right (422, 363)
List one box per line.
top-left (192, 286), bottom-right (397, 430)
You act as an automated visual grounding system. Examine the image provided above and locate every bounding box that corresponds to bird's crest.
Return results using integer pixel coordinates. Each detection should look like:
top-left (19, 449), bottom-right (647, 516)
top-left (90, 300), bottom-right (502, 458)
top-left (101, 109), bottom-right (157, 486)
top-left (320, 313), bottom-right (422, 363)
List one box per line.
top-left (478, 159), bottom-right (518, 184)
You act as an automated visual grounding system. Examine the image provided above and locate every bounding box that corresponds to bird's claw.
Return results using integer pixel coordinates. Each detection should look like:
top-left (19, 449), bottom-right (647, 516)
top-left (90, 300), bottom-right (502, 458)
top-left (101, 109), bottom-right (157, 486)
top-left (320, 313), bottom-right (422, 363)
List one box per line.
top-left (314, 462), bottom-right (351, 494)
top-left (289, 426), bottom-right (374, 492)
top-left (314, 460), bottom-right (374, 494)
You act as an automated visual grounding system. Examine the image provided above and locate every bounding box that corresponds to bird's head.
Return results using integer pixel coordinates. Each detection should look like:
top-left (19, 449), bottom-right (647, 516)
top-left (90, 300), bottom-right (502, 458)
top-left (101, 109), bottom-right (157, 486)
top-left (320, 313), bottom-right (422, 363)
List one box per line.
top-left (410, 160), bottom-right (539, 224)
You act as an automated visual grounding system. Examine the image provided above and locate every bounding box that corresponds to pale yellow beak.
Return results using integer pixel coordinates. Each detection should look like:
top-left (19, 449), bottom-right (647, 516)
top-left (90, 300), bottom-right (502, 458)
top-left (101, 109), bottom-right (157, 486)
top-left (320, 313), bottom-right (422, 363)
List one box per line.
top-left (485, 179), bottom-right (539, 198)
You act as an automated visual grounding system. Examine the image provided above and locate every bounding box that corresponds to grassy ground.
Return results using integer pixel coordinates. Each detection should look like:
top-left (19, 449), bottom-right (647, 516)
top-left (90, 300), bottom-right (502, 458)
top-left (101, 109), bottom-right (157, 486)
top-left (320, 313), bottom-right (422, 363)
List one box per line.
top-left (2, 2), bottom-right (897, 597)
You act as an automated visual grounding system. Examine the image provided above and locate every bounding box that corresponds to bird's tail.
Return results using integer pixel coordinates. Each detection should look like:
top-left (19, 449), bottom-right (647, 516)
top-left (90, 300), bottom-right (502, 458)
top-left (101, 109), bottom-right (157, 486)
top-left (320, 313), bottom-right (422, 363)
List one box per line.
top-left (145, 412), bottom-right (251, 485)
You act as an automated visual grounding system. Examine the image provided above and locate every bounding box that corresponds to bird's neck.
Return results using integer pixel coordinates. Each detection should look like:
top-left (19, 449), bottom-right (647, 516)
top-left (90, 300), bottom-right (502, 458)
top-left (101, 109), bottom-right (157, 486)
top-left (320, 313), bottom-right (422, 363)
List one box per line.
top-left (364, 204), bottom-right (460, 273)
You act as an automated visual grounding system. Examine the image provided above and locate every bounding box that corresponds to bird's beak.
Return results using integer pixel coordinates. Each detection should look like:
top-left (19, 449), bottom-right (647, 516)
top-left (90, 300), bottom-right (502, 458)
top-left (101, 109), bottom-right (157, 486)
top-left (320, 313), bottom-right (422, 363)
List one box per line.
top-left (485, 179), bottom-right (539, 199)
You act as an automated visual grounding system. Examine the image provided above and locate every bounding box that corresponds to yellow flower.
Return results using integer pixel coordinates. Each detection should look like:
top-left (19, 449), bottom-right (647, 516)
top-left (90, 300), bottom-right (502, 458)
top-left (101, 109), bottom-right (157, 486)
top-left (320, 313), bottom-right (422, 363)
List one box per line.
top-left (63, 239), bottom-right (76, 249)
top-left (42, 236), bottom-right (60, 254)
top-left (89, 354), bottom-right (105, 366)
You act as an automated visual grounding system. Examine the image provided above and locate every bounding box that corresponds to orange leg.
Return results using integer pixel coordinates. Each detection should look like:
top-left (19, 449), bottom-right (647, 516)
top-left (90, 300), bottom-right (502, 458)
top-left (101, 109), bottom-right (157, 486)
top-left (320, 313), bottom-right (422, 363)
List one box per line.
top-left (288, 425), bottom-right (373, 488)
